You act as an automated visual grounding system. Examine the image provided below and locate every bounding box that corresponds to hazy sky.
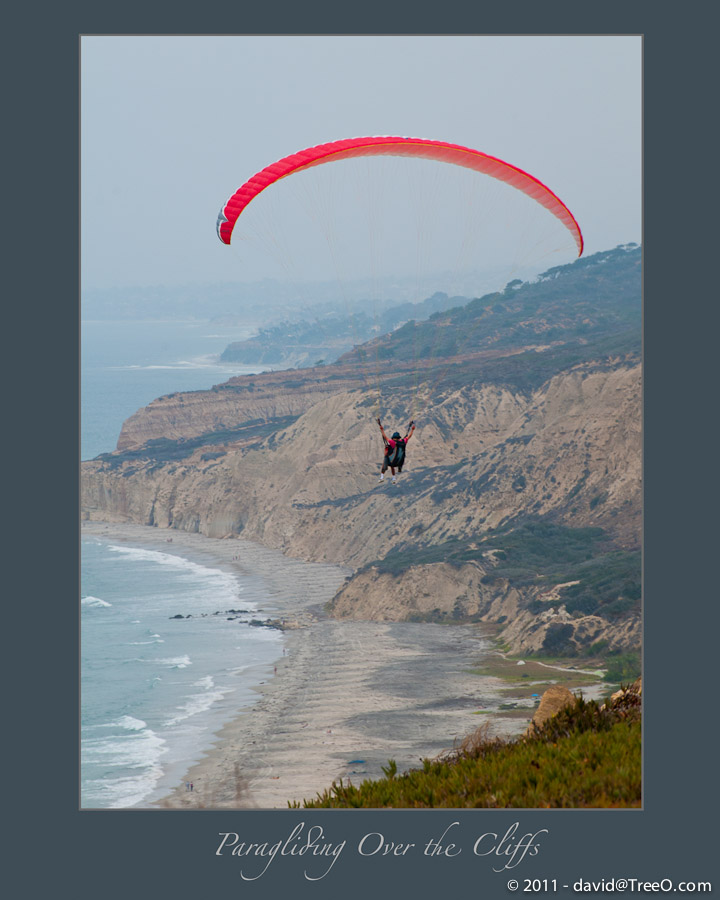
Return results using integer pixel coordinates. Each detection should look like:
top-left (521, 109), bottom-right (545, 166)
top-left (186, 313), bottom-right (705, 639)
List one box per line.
top-left (81, 35), bottom-right (641, 291)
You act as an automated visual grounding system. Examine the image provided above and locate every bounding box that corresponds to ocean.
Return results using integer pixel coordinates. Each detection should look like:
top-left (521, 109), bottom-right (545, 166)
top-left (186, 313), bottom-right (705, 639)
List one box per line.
top-left (81, 318), bottom-right (260, 461)
top-left (81, 318), bottom-right (284, 808)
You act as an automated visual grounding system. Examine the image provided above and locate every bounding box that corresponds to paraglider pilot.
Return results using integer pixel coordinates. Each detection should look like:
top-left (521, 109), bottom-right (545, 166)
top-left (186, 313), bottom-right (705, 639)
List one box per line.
top-left (377, 418), bottom-right (415, 484)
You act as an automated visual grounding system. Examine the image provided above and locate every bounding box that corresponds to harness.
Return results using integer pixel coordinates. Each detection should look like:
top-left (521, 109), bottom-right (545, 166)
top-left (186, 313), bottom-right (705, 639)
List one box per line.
top-left (385, 438), bottom-right (407, 467)
top-left (378, 419), bottom-right (414, 471)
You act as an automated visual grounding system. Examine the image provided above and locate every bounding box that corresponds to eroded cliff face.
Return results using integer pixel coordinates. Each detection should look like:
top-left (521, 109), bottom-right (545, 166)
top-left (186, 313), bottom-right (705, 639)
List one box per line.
top-left (328, 561), bottom-right (640, 657)
top-left (328, 563), bottom-right (498, 622)
top-left (81, 354), bottom-right (641, 656)
top-left (116, 367), bottom-right (369, 450)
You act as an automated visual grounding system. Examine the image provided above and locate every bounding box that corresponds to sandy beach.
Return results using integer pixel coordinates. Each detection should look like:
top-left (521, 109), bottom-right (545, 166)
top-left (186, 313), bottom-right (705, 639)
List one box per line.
top-left (82, 521), bottom-right (577, 809)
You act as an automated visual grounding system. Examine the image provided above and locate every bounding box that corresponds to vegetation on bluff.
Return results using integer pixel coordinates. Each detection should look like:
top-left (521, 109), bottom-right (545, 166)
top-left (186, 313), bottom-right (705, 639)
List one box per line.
top-left (218, 245), bottom-right (640, 371)
top-left (294, 688), bottom-right (641, 809)
top-left (349, 245), bottom-right (641, 367)
top-left (359, 518), bottom-right (641, 626)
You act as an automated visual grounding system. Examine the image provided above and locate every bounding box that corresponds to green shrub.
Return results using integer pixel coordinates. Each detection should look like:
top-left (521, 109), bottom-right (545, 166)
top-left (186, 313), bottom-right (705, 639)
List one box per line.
top-left (603, 651), bottom-right (641, 684)
top-left (295, 695), bottom-right (641, 809)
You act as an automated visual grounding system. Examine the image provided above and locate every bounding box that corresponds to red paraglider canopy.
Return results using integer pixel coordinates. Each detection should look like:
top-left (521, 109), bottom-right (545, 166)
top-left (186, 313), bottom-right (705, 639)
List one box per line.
top-left (216, 136), bottom-right (583, 256)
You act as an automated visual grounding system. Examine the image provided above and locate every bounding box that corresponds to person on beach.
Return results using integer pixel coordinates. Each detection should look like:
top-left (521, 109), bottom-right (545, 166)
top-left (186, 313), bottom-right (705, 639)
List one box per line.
top-left (377, 419), bottom-right (415, 484)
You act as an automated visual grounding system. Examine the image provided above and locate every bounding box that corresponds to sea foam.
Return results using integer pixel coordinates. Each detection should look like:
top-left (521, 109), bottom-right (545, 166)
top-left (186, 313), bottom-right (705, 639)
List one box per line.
top-left (82, 718), bottom-right (167, 808)
top-left (82, 595), bottom-right (111, 608)
top-left (164, 684), bottom-right (232, 727)
top-left (158, 655), bottom-right (192, 669)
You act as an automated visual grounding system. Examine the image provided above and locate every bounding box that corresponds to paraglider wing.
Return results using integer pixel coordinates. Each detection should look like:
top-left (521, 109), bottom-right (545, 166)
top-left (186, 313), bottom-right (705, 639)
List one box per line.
top-left (216, 136), bottom-right (583, 255)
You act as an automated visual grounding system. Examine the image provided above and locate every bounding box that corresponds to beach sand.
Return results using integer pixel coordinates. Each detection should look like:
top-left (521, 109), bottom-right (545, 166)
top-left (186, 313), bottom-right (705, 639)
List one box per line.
top-left (81, 521), bottom-right (544, 809)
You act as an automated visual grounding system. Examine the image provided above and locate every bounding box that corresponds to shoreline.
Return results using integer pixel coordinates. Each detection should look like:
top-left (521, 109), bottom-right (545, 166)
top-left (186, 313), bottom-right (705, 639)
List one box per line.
top-left (81, 520), bottom-right (351, 808)
top-left (156, 617), bottom-right (534, 809)
top-left (81, 521), bottom-right (605, 810)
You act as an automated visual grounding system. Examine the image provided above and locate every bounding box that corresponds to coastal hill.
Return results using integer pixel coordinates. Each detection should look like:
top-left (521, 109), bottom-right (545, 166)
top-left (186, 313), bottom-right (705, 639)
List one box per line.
top-left (81, 245), bottom-right (641, 666)
top-left (218, 291), bottom-right (466, 369)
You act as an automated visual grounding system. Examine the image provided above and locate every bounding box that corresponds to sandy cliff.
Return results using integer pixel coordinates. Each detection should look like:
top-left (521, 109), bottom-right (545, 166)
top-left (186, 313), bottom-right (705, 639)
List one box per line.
top-left (82, 351), bottom-right (640, 656)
